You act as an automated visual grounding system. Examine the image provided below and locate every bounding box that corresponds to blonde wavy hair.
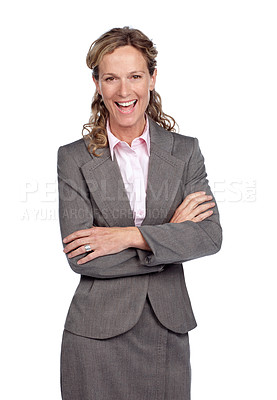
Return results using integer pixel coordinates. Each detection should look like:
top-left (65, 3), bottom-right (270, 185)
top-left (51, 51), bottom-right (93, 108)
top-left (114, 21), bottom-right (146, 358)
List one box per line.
top-left (82, 26), bottom-right (177, 156)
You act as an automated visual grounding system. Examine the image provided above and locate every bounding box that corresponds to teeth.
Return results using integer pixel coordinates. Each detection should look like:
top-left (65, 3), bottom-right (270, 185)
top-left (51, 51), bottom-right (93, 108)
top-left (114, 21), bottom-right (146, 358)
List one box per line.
top-left (117, 100), bottom-right (136, 107)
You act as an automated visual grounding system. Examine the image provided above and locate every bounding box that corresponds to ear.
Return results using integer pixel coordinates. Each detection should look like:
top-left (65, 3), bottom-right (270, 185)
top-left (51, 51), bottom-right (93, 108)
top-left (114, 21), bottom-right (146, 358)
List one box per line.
top-left (93, 76), bottom-right (102, 96)
top-left (149, 69), bottom-right (157, 91)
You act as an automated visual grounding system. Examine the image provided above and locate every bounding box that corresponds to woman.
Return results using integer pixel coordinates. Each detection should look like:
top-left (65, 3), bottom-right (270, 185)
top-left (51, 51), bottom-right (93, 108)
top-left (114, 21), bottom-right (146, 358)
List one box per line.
top-left (58, 26), bottom-right (222, 400)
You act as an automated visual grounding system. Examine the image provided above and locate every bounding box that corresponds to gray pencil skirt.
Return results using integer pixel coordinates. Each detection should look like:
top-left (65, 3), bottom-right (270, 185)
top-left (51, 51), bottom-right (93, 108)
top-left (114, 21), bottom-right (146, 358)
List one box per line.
top-left (60, 296), bottom-right (191, 400)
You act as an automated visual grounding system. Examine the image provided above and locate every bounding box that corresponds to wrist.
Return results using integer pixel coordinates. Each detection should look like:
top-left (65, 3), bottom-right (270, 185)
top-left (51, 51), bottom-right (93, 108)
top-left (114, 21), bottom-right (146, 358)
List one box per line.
top-left (124, 227), bottom-right (151, 251)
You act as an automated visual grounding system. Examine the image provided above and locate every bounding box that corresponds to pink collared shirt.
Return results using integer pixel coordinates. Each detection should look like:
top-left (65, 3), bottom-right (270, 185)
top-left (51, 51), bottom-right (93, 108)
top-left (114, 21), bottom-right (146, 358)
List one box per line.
top-left (107, 118), bottom-right (150, 227)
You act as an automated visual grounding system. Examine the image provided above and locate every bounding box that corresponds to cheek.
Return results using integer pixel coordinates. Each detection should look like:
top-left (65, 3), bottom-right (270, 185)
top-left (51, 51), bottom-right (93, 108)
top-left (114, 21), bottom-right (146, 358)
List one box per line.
top-left (141, 88), bottom-right (150, 105)
top-left (102, 97), bottom-right (114, 112)
top-left (137, 84), bottom-right (151, 103)
top-left (98, 83), bottom-right (114, 99)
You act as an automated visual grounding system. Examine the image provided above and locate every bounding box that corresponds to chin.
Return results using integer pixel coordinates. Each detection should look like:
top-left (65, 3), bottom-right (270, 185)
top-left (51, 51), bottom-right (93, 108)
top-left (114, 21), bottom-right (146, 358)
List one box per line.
top-left (111, 113), bottom-right (145, 131)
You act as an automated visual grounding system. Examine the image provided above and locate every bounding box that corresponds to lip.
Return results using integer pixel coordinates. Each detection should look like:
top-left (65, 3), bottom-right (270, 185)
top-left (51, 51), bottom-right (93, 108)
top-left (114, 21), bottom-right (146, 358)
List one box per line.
top-left (114, 99), bottom-right (137, 114)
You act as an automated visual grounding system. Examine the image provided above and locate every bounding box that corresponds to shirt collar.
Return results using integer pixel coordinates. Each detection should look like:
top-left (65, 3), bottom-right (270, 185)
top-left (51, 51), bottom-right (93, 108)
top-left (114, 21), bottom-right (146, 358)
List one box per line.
top-left (106, 116), bottom-right (150, 161)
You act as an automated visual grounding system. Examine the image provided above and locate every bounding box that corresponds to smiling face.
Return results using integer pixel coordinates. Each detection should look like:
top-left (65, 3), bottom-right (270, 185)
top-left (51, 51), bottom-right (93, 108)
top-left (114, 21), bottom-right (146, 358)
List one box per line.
top-left (93, 45), bottom-right (157, 140)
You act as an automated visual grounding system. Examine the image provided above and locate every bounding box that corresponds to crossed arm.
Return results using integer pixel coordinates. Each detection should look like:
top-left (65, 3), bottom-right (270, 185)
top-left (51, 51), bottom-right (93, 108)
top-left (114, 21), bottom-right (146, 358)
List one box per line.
top-left (63, 191), bottom-right (215, 264)
top-left (58, 139), bottom-right (222, 278)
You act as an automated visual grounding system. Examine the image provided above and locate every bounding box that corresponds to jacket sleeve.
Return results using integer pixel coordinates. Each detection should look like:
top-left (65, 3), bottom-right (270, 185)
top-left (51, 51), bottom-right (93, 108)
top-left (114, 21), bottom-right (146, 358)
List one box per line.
top-left (136, 138), bottom-right (222, 267)
top-left (57, 145), bottom-right (164, 279)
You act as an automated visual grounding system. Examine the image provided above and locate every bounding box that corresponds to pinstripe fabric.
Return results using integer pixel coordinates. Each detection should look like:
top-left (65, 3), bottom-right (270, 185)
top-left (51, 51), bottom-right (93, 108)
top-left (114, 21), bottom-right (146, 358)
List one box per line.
top-left (58, 119), bottom-right (222, 398)
top-left (61, 296), bottom-right (191, 400)
top-left (57, 119), bottom-right (222, 339)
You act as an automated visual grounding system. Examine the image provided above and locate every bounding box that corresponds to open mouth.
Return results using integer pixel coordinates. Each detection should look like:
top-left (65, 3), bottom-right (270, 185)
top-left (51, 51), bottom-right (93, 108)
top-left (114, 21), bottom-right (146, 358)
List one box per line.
top-left (115, 99), bottom-right (137, 113)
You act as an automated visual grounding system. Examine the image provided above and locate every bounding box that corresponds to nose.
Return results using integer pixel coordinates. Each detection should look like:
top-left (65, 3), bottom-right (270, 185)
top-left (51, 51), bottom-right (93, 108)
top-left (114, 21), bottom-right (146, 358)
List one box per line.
top-left (117, 78), bottom-right (131, 98)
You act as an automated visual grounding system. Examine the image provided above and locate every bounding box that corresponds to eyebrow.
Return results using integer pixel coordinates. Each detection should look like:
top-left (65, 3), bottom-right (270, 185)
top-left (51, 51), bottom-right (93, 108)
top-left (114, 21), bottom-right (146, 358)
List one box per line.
top-left (101, 70), bottom-right (146, 78)
top-left (129, 70), bottom-right (146, 75)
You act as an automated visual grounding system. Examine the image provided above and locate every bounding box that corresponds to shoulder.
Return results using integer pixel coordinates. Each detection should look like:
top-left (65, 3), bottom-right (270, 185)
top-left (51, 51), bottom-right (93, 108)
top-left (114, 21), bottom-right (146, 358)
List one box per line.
top-left (58, 137), bottom-right (87, 155)
top-left (149, 119), bottom-right (198, 161)
top-left (57, 137), bottom-right (93, 167)
top-left (171, 130), bottom-right (196, 148)
top-left (171, 131), bottom-right (200, 160)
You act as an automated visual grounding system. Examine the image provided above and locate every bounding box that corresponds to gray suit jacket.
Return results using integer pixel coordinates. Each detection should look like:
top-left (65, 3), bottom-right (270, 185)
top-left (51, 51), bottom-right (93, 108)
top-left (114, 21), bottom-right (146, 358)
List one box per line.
top-left (57, 119), bottom-right (222, 339)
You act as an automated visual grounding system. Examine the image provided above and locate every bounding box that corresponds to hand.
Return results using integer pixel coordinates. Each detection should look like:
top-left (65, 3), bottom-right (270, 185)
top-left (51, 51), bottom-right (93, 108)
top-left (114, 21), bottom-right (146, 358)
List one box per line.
top-left (170, 191), bottom-right (215, 223)
top-left (63, 226), bottom-right (149, 265)
top-left (63, 226), bottom-right (132, 265)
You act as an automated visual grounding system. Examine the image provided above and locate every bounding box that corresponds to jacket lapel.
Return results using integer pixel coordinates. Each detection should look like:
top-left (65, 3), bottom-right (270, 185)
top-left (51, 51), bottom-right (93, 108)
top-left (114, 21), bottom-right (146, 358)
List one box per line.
top-left (142, 120), bottom-right (186, 225)
top-left (81, 146), bottom-right (135, 227)
top-left (80, 119), bottom-right (186, 227)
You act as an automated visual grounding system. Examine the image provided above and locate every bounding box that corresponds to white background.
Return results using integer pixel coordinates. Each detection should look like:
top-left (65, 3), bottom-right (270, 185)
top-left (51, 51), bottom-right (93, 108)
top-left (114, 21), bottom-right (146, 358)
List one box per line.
top-left (1, 0), bottom-right (276, 399)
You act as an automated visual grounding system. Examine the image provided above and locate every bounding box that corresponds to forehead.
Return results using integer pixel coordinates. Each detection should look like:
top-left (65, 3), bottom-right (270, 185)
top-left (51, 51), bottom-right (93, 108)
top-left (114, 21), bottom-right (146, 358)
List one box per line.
top-left (99, 45), bottom-right (148, 73)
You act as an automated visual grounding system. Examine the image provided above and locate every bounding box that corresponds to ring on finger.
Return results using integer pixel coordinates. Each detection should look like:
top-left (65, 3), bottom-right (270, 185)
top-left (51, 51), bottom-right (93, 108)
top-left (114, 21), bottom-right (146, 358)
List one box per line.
top-left (84, 244), bottom-right (92, 252)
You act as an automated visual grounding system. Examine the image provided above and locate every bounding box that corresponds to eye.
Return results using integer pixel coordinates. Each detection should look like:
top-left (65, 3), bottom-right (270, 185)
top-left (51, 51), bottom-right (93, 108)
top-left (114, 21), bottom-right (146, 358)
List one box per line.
top-left (132, 75), bottom-right (142, 80)
top-left (105, 76), bottom-right (115, 82)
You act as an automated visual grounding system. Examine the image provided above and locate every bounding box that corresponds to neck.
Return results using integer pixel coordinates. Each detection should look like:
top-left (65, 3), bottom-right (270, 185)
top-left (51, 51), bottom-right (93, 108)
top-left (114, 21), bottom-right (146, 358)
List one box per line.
top-left (109, 117), bottom-right (146, 145)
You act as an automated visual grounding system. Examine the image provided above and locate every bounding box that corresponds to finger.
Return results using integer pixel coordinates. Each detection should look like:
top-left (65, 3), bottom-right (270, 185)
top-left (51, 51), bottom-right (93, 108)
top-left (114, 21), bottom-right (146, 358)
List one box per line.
top-left (186, 201), bottom-right (215, 220)
top-left (63, 228), bottom-right (93, 244)
top-left (180, 193), bottom-right (212, 211)
top-left (170, 196), bottom-right (214, 223)
top-left (179, 191), bottom-right (207, 209)
top-left (187, 194), bottom-right (213, 212)
top-left (67, 244), bottom-right (94, 259)
top-left (186, 191), bottom-right (206, 199)
top-left (77, 250), bottom-right (102, 265)
top-left (174, 195), bottom-right (212, 220)
top-left (173, 192), bottom-right (208, 219)
top-left (193, 209), bottom-right (214, 222)
top-left (192, 202), bottom-right (215, 216)
top-left (63, 237), bottom-right (91, 253)
top-left (172, 202), bottom-right (215, 223)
